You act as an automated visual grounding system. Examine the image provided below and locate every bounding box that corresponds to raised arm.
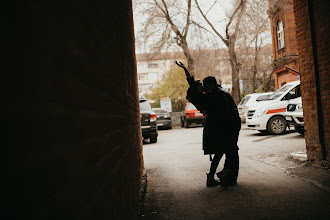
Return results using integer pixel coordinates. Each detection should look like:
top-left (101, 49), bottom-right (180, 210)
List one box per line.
top-left (175, 61), bottom-right (195, 86)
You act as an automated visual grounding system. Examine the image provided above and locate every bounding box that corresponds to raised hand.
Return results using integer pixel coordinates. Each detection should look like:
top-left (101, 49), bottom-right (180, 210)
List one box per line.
top-left (175, 61), bottom-right (186, 69)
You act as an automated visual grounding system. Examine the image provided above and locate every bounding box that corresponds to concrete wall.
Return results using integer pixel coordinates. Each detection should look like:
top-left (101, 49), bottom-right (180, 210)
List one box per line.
top-left (293, 0), bottom-right (330, 165)
top-left (170, 112), bottom-right (183, 127)
top-left (3, 1), bottom-right (143, 219)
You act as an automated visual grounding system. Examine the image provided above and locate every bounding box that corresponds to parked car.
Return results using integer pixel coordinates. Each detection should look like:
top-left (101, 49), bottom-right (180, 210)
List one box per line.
top-left (181, 102), bottom-right (205, 128)
top-left (246, 81), bottom-right (301, 135)
top-left (238, 92), bottom-right (273, 122)
top-left (285, 97), bottom-right (304, 135)
top-left (139, 94), bottom-right (158, 143)
top-left (152, 108), bottom-right (172, 129)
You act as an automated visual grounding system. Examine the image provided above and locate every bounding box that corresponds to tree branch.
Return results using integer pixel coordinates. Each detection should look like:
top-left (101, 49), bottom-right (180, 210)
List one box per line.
top-left (195, 0), bottom-right (227, 45)
top-left (205, 0), bottom-right (218, 17)
top-left (153, 0), bottom-right (184, 41)
top-left (183, 0), bottom-right (192, 39)
top-left (226, 0), bottom-right (246, 41)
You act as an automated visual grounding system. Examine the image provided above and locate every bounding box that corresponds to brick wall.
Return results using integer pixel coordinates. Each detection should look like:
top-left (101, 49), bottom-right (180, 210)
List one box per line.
top-left (293, 0), bottom-right (330, 164)
top-left (2, 1), bottom-right (143, 219)
top-left (276, 72), bottom-right (298, 87)
top-left (268, 0), bottom-right (300, 89)
top-left (269, 0), bottom-right (299, 60)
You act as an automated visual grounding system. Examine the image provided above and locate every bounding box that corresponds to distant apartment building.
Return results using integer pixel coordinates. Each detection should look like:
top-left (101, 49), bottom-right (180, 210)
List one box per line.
top-left (136, 45), bottom-right (273, 96)
top-left (136, 52), bottom-right (182, 95)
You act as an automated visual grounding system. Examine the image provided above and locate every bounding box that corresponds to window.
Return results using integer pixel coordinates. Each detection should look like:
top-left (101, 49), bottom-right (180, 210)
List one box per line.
top-left (153, 109), bottom-right (167, 113)
top-left (138, 73), bottom-right (148, 80)
top-left (139, 100), bottom-right (151, 111)
top-left (148, 62), bottom-right (159, 68)
top-left (256, 94), bottom-right (271, 101)
top-left (188, 103), bottom-right (197, 110)
top-left (288, 85), bottom-right (301, 99)
top-left (137, 63), bottom-right (146, 69)
top-left (267, 84), bottom-right (292, 100)
top-left (277, 20), bottom-right (285, 50)
top-left (239, 96), bottom-right (252, 105)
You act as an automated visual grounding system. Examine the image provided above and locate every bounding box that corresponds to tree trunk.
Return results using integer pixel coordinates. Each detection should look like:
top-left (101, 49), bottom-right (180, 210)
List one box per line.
top-left (265, 72), bottom-right (274, 91)
top-left (228, 44), bottom-right (241, 104)
top-left (181, 42), bottom-right (195, 77)
top-left (252, 37), bottom-right (259, 92)
top-left (263, 71), bottom-right (267, 91)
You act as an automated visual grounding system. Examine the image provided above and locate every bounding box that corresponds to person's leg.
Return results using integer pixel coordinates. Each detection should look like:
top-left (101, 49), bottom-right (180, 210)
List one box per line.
top-left (223, 148), bottom-right (239, 184)
top-left (207, 153), bottom-right (223, 187)
top-left (209, 153), bottom-right (223, 176)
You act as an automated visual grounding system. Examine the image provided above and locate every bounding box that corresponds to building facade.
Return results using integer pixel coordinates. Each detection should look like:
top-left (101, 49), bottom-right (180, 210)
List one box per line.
top-left (268, 0), bottom-right (300, 89)
top-left (136, 52), bottom-right (180, 95)
top-left (293, 0), bottom-right (330, 166)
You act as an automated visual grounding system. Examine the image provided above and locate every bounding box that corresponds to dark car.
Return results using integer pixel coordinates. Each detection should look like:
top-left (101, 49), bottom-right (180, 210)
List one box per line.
top-left (180, 102), bottom-right (205, 128)
top-left (139, 94), bottom-right (158, 143)
top-left (152, 108), bottom-right (172, 129)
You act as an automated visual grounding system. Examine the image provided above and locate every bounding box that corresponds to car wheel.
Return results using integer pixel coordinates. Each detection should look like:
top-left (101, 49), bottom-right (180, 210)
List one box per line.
top-left (150, 134), bottom-right (157, 143)
top-left (184, 119), bottom-right (190, 128)
top-left (168, 126), bottom-right (172, 130)
top-left (267, 116), bottom-right (287, 135)
top-left (294, 125), bottom-right (304, 136)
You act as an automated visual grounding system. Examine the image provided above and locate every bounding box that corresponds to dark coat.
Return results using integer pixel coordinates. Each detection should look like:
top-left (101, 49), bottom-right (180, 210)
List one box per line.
top-left (190, 88), bottom-right (241, 155)
top-left (184, 76), bottom-right (240, 155)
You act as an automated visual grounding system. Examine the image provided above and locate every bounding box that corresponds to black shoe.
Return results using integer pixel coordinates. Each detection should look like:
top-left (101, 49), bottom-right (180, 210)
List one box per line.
top-left (206, 173), bottom-right (220, 187)
top-left (217, 170), bottom-right (238, 188)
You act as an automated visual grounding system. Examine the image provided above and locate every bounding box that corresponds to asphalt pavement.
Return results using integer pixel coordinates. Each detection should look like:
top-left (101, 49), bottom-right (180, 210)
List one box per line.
top-left (139, 124), bottom-right (330, 220)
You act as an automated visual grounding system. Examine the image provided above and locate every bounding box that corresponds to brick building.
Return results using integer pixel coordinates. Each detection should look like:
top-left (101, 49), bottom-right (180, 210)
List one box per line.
top-left (293, 0), bottom-right (330, 166)
top-left (268, 0), bottom-right (300, 89)
top-left (268, 0), bottom-right (329, 167)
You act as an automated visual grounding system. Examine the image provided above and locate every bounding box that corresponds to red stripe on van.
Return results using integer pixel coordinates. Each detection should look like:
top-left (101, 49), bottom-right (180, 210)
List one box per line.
top-left (266, 108), bottom-right (286, 114)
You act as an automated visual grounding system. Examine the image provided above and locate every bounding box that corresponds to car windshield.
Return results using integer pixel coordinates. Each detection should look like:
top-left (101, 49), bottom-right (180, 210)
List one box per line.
top-left (153, 109), bottom-right (167, 113)
top-left (267, 84), bottom-right (292, 100)
top-left (140, 100), bottom-right (151, 111)
top-left (188, 103), bottom-right (197, 110)
top-left (256, 94), bottom-right (271, 101)
top-left (239, 96), bottom-right (251, 105)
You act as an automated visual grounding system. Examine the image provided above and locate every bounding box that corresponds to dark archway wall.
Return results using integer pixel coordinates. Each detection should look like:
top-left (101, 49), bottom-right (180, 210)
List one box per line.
top-left (293, 0), bottom-right (330, 165)
top-left (3, 1), bottom-right (143, 219)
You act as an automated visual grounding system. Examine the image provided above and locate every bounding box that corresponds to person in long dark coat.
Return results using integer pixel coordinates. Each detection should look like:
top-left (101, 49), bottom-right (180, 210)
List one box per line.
top-left (202, 76), bottom-right (241, 187)
top-left (175, 61), bottom-right (241, 188)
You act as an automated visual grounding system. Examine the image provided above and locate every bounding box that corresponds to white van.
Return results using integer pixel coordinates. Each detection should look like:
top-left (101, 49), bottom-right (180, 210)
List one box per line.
top-left (286, 97), bottom-right (304, 135)
top-left (246, 81), bottom-right (301, 134)
top-left (238, 92), bottom-right (273, 122)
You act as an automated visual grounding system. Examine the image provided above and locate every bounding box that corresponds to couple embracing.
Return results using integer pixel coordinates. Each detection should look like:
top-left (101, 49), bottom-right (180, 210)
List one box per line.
top-left (176, 61), bottom-right (241, 188)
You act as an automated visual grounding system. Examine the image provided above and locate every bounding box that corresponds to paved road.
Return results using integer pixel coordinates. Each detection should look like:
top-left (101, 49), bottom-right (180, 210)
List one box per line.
top-left (140, 124), bottom-right (330, 219)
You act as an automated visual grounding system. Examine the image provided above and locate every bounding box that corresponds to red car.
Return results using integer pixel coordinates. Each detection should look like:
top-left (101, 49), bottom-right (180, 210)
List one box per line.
top-left (181, 102), bottom-right (205, 128)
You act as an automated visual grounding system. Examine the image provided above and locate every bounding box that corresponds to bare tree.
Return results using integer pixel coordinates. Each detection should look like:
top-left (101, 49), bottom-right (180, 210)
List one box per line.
top-left (134, 0), bottom-right (201, 75)
top-left (238, 0), bottom-right (272, 92)
top-left (195, 0), bottom-right (247, 103)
